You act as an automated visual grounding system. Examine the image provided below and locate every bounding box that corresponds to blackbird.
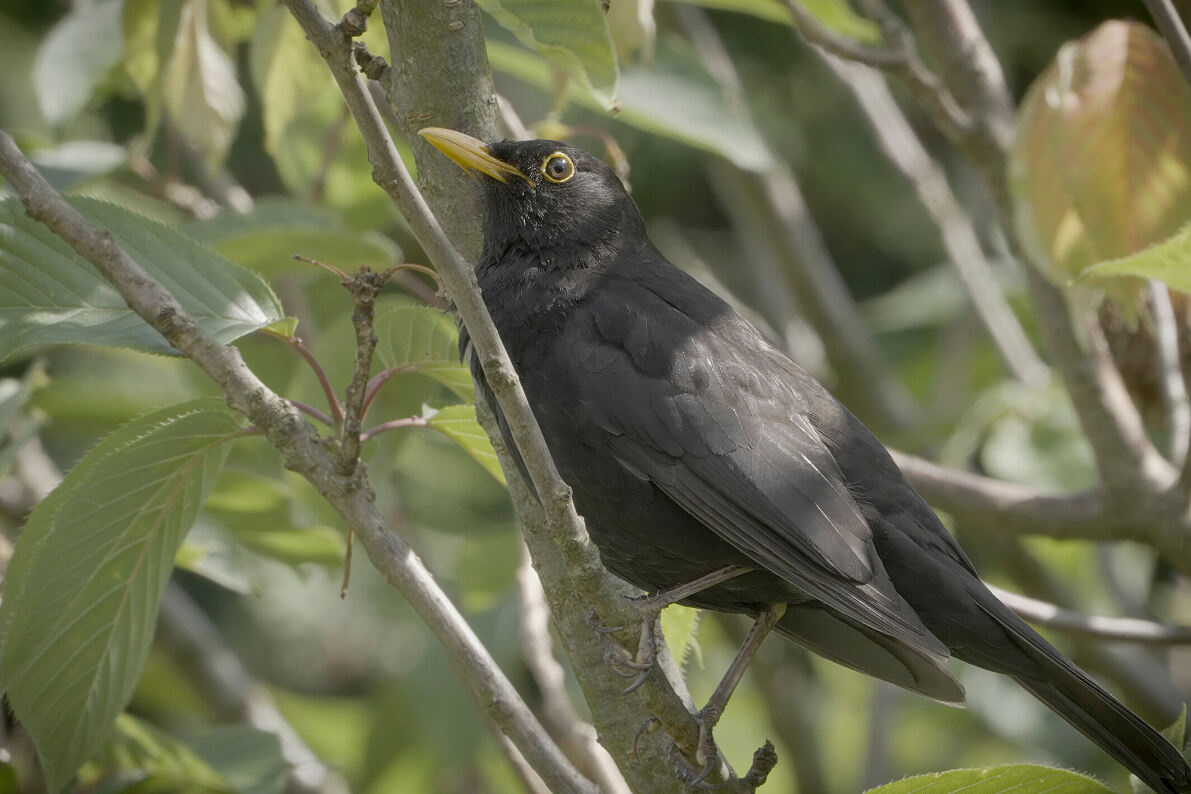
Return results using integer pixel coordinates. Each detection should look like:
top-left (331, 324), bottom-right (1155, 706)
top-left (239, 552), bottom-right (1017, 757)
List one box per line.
top-left (420, 127), bottom-right (1191, 793)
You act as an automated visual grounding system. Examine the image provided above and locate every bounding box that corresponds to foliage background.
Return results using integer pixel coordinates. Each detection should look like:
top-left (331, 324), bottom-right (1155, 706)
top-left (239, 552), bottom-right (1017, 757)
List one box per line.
top-left (0, 0), bottom-right (1189, 793)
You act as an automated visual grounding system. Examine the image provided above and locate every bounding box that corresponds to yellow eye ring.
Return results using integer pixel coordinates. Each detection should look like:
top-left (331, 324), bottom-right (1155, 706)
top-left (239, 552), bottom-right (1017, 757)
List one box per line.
top-left (540, 152), bottom-right (575, 184)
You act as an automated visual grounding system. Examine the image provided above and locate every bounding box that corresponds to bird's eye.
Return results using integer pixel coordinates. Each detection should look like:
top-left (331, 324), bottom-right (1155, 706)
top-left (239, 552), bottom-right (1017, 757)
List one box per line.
top-left (540, 152), bottom-right (575, 184)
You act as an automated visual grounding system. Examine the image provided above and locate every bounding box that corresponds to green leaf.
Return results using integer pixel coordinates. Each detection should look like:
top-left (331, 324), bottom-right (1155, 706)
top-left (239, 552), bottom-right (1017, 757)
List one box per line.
top-left (425, 404), bottom-right (506, 485)
top-left (1083, 224), bottom-right (1191, 293)
top-left (162, 0), bottom-right (246, 164)
top-left (188, 726), bottom-right (286, 794)
top-left (32, 0), bottom-right (126, 125)
top-left (0, 399), bottom-right (241, 792)
top-left (375, 305), bottom-right (473, 400)
top-left (661, 605), bottom-right (703, 672)
top-left (84, 714), bottom-right (229, 792)
top-left (1161, 703), bottom-right (1187, 749)
top-left (664, 0), bottom-right (878, 41)
top-left (1011, 21), bottom-right (1191, 286)
top-left (184, 198), bottom-right (401, 276)
top-left (28, 141), bottom-right (128, 192)
top-left (0, 197), bottom-right (285, 361)
top-left (863, 765), bottom-right (1115, 794)
top-left (486, 38), bottom-right (774, 172)
top-left (480, 0), bottom-right (619, 106)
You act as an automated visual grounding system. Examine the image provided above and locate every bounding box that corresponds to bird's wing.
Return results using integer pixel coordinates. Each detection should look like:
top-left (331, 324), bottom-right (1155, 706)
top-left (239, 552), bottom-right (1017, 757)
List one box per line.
top-left (568, 277), bottom-right (947, 658)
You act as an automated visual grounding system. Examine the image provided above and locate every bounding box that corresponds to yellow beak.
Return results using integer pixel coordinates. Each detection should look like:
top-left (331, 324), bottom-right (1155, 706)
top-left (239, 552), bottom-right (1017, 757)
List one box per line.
top-left (418, 127), bottom-right (532, 186)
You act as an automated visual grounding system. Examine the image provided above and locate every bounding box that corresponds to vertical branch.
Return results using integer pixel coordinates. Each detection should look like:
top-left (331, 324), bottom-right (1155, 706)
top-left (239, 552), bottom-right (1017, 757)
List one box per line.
top-left (1142, 0), bottom-right (1191, 88)
top-left (1149, 282), bottom-right (1191, 467)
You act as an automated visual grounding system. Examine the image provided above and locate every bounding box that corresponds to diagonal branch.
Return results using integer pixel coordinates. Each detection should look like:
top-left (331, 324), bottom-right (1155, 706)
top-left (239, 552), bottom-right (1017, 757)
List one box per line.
top-left (280, 2), bottom-right (734, 789)
top-left (0, 130), bottom-right (596, 794)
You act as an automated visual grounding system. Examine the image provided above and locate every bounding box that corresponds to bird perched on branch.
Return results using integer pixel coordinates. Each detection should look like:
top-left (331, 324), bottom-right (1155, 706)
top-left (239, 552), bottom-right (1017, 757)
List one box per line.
top-left (420, 127), bottom-right (1191, 793)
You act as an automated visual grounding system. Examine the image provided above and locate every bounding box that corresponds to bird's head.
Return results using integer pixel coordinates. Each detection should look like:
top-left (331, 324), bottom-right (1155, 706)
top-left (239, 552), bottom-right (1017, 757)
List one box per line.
top-left (419, 128), bottom-right (645, 265)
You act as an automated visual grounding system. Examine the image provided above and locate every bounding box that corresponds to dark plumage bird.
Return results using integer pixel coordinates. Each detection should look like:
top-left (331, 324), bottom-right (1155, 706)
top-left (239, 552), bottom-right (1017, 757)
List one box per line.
top-left (420, 128), bottom-right (1191, 793)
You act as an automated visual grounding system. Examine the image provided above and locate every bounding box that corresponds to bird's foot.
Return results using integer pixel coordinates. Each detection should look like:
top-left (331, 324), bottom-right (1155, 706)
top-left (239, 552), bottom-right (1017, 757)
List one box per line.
top-left (669, 729), bottom-right (778, 792)
top-left (587, 606), bottom-right (662, 692)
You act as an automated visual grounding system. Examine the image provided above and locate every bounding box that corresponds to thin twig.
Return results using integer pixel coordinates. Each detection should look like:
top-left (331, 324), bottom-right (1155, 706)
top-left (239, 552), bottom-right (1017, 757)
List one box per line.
top-left (988, 584), bottom-right (1191, 645)
top-left (282, 3), bottom-right (729, 788)
top-left (359, 414), bottom-right (427, 442)
top-left (1143, 0), bottom-right (1191, 89)
top-left (338, 266), bottom-right (394, 475)
top-left (0, 130), bottom-right (597, 794)
top-left (269, 331), bottom-right (345, 427)
top-left (289, 399), bottom-right (334, 426)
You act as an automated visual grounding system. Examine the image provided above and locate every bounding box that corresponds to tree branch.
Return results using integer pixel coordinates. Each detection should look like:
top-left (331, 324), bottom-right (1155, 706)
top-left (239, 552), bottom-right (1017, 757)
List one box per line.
top-left (814, 51), bottom-right (1048, 386)
top-left (987, 584), bottom-right (1191, 645)
top-left (280, 2), bottom-right (735, 788)
top-left (1143, 0), bottom-right (1191, 89)
top-left (156, 585), bottom-right (350, 794)
top-left (0, 130), bottom-right (596, 794)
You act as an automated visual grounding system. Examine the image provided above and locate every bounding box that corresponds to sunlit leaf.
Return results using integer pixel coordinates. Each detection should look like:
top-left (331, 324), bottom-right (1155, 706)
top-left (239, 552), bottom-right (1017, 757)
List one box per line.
top-left (663, 0), bottom-right (878, 41)
top-left (28, 141), bottom-right (128, 191)
top-left (83, 714), bottom-right (228, 792)
top-left (425, 404), bottom-right (506, 485)
top-left (32, 0), bottom-right (125, 125)
top-left (661, 605), bottom-right (703, 672)
top-left (375, 305), bottom-right (473, 400)
top-left (0, 400), bottom-right (240, 792)
top-left (0, 197), bottom-right (285, 360)
top-left (863, 765), bottom-right (1114, 793)
top-left (1083, 224), bottom-right (1191, 294)
top-left (607, 0), bottom-right (655, 64)
top-left (487, 37), bottom-right (773, 171)
top-left (480, 0), bottom-right (619, 105)
top-left (163, 0), bottom-right (246, 164)
top-left (1011, 21), bottom-right (1191, 286)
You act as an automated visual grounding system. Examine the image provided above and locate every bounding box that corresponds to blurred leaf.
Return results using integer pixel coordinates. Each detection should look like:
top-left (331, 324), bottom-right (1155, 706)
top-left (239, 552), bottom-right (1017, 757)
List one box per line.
top-left (0, 197), bottom-right (285, 361)
top-left (1011, 21), bottom-right (1191, 287)
top-left (188, 726), bottom-right (286, 794)
top-left (480, 0), bottom-right (618, 105)
top-left (177, 519), bottom-right (262, 595)
top-left (32, 0), bottom-right (125, 125)
top-left (487, 37), bottom-right (774, 171)
top-left (0, 400), bottom-right (239, 792)
top-left (375, 305), bottom-right (473, 401)
top-left (863, 765), bottom-right (1114, 793)
top-left (1083, 224), bottom-right (1191, 293)
top-left (122, 0), bottom-right (187, 140)
top-left (184, 198), bottom-right (401, 276)
top-left (661, 604), bottom-right (703, 671)
top-left (1162, 703), bottom-right (1187, 749)
top-left (84, 714), bottom-right (228, 793)
top-left (607, 0), bottom-right (656, 64)
top-left (0, 763), bottom-right (16, 794)
top-left (163, 0), bottom-right (246, 164)
top-left (0, 364), bottom-right (43, 478)
top-left (249, 7), bottom-right (394, 226)
top-left (29, 141), bottom-right (128, 191)
top-left (425, 404), bottom-right (506, 485)
top-left (666, 0), bottom-right (878, 41)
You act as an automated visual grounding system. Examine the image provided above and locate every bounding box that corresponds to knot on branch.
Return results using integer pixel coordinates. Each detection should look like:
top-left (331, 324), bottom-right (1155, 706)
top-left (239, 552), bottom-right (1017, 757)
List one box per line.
top-left (352, 41), bottom-right (389, 81)
top-left (337, 7), bottom-right (368, 37)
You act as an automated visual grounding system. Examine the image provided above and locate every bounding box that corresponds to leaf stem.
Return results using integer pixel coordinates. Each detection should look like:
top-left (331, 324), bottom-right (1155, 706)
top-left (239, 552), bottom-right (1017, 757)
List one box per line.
top-left (359, 414), bottom-right (427, 442)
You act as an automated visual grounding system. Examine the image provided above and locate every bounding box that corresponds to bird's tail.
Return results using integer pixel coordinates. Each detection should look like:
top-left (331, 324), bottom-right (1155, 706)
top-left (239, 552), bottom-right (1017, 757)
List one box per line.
top-left (987, 599), bottom-right (1190, 793)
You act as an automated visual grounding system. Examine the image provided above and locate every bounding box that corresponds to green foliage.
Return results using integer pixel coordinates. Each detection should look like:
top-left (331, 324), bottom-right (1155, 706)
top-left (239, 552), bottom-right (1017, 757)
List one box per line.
top-left (480, 0), bottom-right (619, 106)
top-left (1083, 224), bottom-right (1191, 294)
top-left (185, 199), bottom-right (402, 276)
top-left (661, 604), bottom-right (703, 671)
top-left (426, 403), bottom-right (506, 485)
top-left (863, 765), bottom-right (1115, 793)
top-left (84, 714), bottom-right (229, 792)
top-left (487, 37), bottom-right (774, 171)
top-left (0, 400), bottom-right (240, 792)
top-left (1011, 21), bottom-right (1191, 289)
top-left (0, 197), bottom-right (286, 360)
top-left (669, 0), bottom-right (879, 41)
top-left (32, 0), bottom-right (126, 126)
top-left (374, 304), bottom-right (474, 400)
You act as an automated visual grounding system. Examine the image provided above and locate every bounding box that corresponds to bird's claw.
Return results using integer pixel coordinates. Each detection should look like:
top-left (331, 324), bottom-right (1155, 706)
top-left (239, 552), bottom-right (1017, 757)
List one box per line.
top-left (588, 605), bottom-right (661, 692)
